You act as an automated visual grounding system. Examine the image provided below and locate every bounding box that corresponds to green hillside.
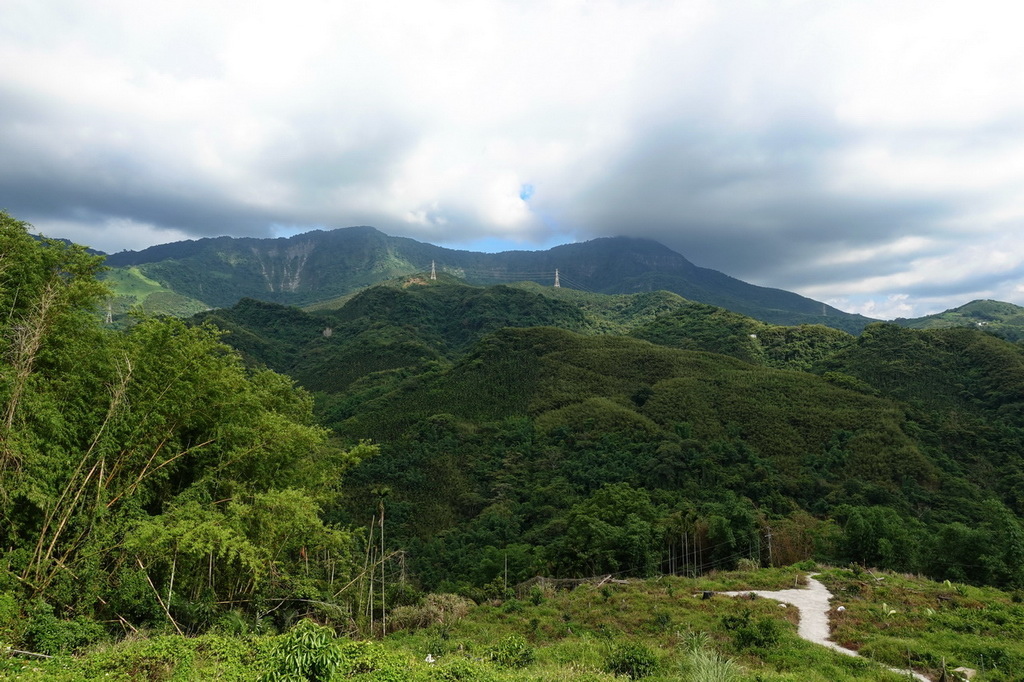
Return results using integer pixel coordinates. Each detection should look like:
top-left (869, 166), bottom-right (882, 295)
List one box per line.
top-left (331, 325), bottom-right (1022, 591)
top-left (100, 266), bottom-right (209, 319)
top-left (189, 279), bottom-right (1024, 596)
top-left (630, 302), bottom-right (853, 370)
top-left (895, 299), bottom-right (1024, 342)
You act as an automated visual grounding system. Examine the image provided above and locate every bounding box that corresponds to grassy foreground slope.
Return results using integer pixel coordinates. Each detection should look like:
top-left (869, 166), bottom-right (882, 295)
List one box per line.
top-left (6, 567), bottom-right (1020, 681)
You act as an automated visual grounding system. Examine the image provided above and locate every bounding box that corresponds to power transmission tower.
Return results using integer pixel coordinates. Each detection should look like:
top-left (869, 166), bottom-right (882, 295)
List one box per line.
top-left (553, 269), bottom-right (560, 288)
top-left (430, 260), bottom-right (436, 280)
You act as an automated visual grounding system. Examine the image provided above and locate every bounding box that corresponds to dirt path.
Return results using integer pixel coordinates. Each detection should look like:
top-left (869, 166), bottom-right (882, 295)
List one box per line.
top-left (721, 573), bottom-right (930, 681)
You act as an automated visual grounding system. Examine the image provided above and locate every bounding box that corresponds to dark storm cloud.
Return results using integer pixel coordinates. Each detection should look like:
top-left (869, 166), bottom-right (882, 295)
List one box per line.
top-left (560, 119), bottom-right (958, 287)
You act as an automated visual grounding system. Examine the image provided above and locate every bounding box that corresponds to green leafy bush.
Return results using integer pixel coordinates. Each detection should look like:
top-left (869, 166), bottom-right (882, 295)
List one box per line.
top-left (261, 619), bottom-right (342, 681)
top-left (0, 592), bottom-right (23, 644)
top-left (605, 641), bottom-right (658, 679)
top-left (486, 634), bottom-right (535, 668)
top-left (721, 609), bottom-right (782, 650)
top-left (24, 601), bottom-right (105, 655)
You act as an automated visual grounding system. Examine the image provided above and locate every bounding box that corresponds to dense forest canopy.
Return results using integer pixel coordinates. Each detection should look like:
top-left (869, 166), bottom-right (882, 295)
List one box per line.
top-left (197, 271), bottom-right (1024, 596)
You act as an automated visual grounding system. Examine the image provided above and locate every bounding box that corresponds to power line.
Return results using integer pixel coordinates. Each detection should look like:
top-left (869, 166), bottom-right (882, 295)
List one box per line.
top-left (432, 265), bottom-right (598, 293)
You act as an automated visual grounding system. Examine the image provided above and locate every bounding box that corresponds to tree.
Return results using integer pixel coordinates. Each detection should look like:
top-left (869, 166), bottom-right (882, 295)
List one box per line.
top-left (548, 483), bottom-right (660, 576)
top-left (0, 214), bottom-right (372, 637)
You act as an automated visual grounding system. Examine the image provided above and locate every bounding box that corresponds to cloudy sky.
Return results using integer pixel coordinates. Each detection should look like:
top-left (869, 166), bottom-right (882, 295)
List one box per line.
top-left (2, 0), bottom-right (1023, 319)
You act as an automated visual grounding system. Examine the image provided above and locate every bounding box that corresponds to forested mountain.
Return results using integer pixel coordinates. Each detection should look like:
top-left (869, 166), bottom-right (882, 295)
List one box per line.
top-left (101, 226), bottom-right (875, 331)
top-left (198, 275), bottom-right (1024, 595)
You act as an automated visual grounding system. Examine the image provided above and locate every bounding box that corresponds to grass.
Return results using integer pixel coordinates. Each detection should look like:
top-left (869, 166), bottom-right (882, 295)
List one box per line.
top-left (100, 266), bottom-right (210, 319)
top-left (7, 566), bottom-right (1023, 680)
top-left (818, 568), bottom-right (1024, 680)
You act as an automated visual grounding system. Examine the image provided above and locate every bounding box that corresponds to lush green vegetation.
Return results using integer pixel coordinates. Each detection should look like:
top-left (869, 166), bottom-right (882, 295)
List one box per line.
top-left (629, 303), bottom-right (853, 370)
top-left (187, 275), bottom-right (1024, 600)
top-left (0, 212), bottom-right (374, 657)
top-left (99, 267), bottom-right (209, 321)
top-left (7, 212), bottom-right (1024, 680)
top-left (9, 567), bottom-right (1023, 680)
top-left (895, 299), bottom-right (1024, 342)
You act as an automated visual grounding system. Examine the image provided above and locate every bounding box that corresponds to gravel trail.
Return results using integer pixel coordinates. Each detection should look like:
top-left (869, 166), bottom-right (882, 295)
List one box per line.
top-left (721, 573), bottom-right (930, 681)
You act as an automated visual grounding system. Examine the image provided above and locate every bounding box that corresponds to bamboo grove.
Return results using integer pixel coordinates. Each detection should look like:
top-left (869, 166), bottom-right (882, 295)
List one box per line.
top-left (0, 212), bottom-right (375, 645)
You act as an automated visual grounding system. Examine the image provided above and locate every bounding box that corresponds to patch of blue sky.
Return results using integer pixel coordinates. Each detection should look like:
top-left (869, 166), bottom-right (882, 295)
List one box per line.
top-left (270, 223), bottom-right (323, 239)
top-left (436, 233), bottom-right (568, 253)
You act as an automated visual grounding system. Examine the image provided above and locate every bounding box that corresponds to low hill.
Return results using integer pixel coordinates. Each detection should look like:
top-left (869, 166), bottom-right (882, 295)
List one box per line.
top-left (894, 299), bottom-right (1024, 342)
top-left (195, 277), bottom-right (593, 395)
top-left (630, 302), bottom-right (853, 370)
top-left (101, 265), bottom-right (209, 319)
top-left (328, 326), bottom-right (1019, 590)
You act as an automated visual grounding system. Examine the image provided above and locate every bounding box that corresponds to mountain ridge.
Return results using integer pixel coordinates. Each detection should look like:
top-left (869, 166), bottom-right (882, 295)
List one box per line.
top-left (102, 225), bottom-right (876, 331)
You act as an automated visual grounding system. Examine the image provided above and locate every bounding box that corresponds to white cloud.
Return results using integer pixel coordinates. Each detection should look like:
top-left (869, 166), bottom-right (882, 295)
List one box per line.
top-left (32, 217), bottom-right (195, 254)
top-left (3, 0), bottom-right (1024, 315)
top-left (836, 294), bottom-right (916, 320)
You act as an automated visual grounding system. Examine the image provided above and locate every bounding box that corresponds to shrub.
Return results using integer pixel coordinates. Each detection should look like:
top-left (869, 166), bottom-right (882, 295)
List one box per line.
top-left (24, 601), bottom-right (105, 655)
top-left (389, 594), bottom-right (473, 632)
top-left (338, 639), bottom-right (395, 674)
top-left (486, 635), bottom-right (535, 669)
top-left (721, 609), bottom-right (782, 650)
top-left (652, 611), bottom-right (672, 631)
top-left (687, 647), bottom-right (743, 682)
top-left (0, 592), bottom-right (23, 644)
top-left (500, 598), bottom-right (524, 614)
top-left (260, 619), bottom-right (342, 681)
top-left (605, 642), bottom-right (658, 679)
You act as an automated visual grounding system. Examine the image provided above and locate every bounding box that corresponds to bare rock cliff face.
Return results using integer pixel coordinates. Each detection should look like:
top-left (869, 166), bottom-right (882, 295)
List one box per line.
top-left (251, 240), bottom-right (315, 293)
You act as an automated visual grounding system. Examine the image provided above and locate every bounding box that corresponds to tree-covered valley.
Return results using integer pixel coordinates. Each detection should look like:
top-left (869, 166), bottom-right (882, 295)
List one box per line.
top-left (4, 212), bottom-right (1024, 680)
